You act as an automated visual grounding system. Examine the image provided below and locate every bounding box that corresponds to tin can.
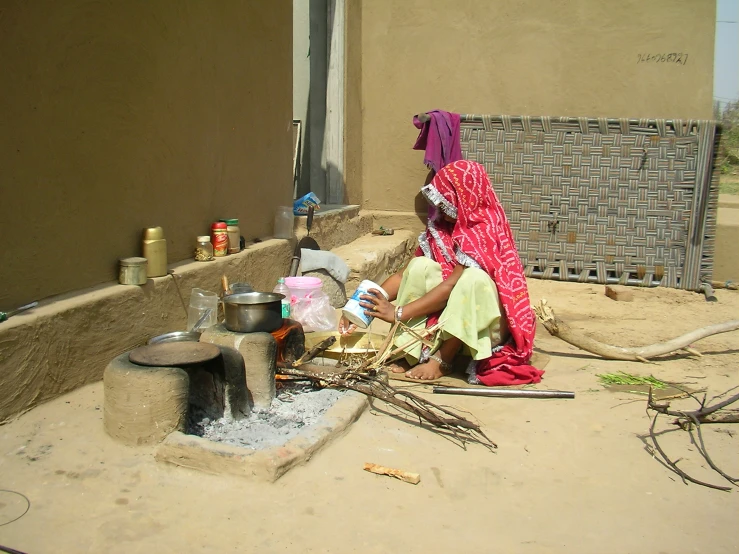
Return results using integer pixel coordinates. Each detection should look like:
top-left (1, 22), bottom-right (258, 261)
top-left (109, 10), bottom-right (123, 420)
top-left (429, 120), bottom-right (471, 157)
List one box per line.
top-left (211, 222), bottom-right (229, 257)
top-left (341, 280), bottom-right (389, 329)
top-left (119, 257), bottom-right (148, 285)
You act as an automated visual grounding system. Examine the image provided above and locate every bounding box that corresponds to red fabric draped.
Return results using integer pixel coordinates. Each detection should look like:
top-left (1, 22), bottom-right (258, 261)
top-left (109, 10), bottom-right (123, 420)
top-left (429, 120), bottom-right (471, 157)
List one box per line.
top-left (416, 160), bottom-right (543, 386)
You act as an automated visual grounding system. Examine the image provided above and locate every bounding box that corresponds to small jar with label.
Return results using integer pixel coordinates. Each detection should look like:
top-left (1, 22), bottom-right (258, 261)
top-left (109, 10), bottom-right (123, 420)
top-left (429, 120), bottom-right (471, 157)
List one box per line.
top-left (220, 218), bottom-right (241, 254)
top-left (211, 222), bottom-right (229, 257)
top-left (194, 236), bottom-right (214, 261)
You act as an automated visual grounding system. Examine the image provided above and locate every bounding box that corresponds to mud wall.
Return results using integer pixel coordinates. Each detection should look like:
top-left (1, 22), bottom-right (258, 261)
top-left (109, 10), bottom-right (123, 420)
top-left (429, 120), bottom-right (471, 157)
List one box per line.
top-left (346, 0), bottom-right (715, 211)
top-left (0, 1), bottom-right (293, 311)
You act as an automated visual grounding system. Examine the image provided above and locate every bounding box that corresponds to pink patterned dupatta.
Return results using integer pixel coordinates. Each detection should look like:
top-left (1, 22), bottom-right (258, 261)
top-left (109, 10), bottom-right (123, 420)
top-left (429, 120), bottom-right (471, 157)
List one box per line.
top-left (416, 160), bottom-right (543, 386)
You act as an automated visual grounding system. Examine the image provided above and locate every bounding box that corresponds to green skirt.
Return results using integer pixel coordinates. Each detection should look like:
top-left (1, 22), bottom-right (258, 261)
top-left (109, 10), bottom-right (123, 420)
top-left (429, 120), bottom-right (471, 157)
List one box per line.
top-left (392, 257), bottom-right (506, 364)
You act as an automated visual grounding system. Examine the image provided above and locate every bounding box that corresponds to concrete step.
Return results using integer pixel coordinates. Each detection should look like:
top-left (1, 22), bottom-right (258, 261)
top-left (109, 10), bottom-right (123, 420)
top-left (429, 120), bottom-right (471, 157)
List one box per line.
top-left (331, 230), bottom-right (418, 296)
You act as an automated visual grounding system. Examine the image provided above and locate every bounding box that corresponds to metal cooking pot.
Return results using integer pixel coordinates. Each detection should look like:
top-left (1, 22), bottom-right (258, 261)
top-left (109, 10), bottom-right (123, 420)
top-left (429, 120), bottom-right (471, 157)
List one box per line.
top-left (222, 292), bottom-right (283, 333)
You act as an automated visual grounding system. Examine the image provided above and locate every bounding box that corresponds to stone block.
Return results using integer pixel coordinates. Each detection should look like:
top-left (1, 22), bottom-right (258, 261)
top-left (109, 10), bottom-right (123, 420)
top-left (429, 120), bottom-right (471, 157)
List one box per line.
top-left (605, 285), bottom-right (634, 302)
top-left (201, 325), bottom-right (276, 409)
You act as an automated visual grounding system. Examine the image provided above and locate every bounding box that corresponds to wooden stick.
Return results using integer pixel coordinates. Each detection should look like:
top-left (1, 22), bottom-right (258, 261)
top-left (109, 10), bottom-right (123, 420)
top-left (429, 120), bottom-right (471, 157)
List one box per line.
top-left (534, 300), bottom-right (739, 362)
top-left (363, 462), bottom-right (420, 484)
top-left (293, 336), bottom-right (336, 366)
top-left (358, 321), bottom-right (400, 371)
top-left (381, 321), bottom-right (445, 362)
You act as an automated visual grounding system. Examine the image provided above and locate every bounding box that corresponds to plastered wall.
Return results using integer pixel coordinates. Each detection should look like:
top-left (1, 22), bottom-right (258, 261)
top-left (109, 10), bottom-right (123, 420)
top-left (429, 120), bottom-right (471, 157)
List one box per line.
top-left (0, 0), bottom-right (293, 311)
top-left (347, 0), bottom-right (715, 212)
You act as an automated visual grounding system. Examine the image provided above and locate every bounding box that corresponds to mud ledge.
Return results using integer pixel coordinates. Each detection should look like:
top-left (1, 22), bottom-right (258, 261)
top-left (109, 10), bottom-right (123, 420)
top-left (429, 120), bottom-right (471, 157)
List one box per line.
top-left (0, 206), bottom-right (371, 422)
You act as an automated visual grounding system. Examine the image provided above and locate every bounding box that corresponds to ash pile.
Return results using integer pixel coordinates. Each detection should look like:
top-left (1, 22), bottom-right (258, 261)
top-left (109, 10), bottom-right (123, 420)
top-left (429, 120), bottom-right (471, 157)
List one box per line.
top-left (188, 383), bottom-right (345, 450)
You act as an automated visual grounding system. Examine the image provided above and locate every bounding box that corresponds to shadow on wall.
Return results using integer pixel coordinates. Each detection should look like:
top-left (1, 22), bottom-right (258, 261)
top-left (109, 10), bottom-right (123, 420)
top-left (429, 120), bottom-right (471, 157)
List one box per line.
top-left (299, 0), bottom-right (347, 205)
top-left (413, 168), bottom-right (437, 213)
top-left (298, 0), bottom-right (328, 201)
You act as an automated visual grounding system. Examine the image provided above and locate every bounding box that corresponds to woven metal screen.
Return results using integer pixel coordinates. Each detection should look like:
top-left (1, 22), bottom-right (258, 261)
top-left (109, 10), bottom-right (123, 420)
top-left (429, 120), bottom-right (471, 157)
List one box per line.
top-left (460, 115), bottom-right (719, 290)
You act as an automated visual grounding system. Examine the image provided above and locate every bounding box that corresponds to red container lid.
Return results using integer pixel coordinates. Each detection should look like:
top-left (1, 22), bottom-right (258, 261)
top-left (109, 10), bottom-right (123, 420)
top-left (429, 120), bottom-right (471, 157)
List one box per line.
top-left (211, 222), bottom-right (227, 230)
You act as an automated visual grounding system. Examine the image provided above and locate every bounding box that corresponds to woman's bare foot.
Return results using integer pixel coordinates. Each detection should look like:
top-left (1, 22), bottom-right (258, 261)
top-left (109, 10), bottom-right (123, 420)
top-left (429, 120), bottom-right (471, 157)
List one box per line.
top-left (406, 357), bottom-right (450, 380)
top-left (386, 359), bottom-right (411, 374)
top-left (405, 336), bottom-right (462, 381)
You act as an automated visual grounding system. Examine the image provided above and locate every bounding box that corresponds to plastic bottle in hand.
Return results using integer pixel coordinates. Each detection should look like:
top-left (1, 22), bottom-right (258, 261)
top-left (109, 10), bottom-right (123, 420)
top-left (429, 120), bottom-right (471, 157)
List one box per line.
top-left (273, 277), bottom-right (291, 319)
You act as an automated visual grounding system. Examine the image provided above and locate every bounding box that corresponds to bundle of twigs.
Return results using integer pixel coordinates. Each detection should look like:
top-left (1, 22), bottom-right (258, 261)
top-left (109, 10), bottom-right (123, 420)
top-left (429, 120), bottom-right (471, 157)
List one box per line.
top-left (278, 364), bottom-right (496, 450)
top-left (645, 386), bottom-right (739, 491)
top-left (278, 331), bottom-right (496, 451)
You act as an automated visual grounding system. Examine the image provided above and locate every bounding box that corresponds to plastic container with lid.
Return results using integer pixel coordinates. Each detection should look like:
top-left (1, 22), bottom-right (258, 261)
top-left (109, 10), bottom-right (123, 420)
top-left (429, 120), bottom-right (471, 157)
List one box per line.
top-left (142, 226), bottom-right (167, 277)
top-left (194, 236), bottom-right (214, 261)
top-left (211, 222), bottom-right (229, 257)
top-left (284, 276), bottom-right (322, 303)
top-left (341, 280), bottom-right (389, 329)
top-left (220, 218), bottom-right (241, 254)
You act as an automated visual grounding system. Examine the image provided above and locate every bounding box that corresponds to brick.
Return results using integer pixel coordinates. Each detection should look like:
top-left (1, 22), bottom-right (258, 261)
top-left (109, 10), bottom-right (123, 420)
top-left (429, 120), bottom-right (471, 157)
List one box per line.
top-left (605, 285), bottom-right (634, 302)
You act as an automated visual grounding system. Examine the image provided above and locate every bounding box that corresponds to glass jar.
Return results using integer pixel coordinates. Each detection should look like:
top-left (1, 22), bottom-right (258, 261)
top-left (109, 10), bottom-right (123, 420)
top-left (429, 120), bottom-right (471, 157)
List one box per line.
top-left (273, 206), bottom-right (294, 239)
top-left (194, 236), bottom-right (214, 261)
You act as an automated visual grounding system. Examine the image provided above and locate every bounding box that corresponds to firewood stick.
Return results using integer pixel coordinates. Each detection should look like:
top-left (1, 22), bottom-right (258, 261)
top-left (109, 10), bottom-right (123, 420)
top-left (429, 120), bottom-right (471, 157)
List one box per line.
top-left (380, 321), bottom-right (445, 364)
top-left (356, 322), bottom-right (400, 371)
top-left (363, 462), bottom-right (421, 485)
top-left (293, 336), bottom-right (336, 366)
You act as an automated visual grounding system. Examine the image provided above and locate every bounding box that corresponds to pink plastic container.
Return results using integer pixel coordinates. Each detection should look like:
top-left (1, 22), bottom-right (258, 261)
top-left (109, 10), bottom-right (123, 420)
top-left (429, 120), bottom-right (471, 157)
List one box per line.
top-left (284, 276), bottom-right (322, 303)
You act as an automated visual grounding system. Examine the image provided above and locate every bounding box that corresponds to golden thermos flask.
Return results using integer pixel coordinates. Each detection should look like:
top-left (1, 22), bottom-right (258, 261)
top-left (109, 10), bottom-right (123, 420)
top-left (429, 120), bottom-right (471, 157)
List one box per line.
top-left (142, 226), bottom-right (167, 277)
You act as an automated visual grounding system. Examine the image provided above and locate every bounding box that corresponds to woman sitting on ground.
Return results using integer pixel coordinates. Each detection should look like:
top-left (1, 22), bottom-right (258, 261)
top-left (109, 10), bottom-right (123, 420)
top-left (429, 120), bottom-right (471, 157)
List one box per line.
top-left (338, 160), bottom-right (543, 386)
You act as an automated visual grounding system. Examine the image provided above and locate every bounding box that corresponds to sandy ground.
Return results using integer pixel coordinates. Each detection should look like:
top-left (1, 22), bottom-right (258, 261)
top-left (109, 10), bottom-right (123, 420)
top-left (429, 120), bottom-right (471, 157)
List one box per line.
top-left (1, 279), bottom-right (738, 554)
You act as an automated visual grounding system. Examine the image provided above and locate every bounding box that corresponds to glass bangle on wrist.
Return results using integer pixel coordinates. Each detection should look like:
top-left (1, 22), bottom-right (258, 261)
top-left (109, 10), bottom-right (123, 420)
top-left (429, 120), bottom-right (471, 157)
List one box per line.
top-left (395, 305), bottom-right (404, 322)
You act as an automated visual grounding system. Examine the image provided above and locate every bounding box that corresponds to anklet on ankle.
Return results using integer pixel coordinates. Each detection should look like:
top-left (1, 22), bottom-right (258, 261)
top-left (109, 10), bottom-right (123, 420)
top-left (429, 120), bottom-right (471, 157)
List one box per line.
top-left (429, 354), bottom-right (452, 372)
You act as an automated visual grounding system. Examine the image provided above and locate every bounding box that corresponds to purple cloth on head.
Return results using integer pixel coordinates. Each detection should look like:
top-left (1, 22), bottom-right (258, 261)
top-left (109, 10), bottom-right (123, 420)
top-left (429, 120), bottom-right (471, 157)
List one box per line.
top-left (412, 110), bottom-right (463, 173)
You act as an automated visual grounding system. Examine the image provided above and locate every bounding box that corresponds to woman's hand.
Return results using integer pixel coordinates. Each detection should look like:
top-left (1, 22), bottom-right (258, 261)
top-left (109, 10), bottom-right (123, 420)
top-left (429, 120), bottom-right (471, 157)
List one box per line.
top-left (338, 315), bottom-right (357, 336)
top-left (360, 288), bottom-right (395, 323)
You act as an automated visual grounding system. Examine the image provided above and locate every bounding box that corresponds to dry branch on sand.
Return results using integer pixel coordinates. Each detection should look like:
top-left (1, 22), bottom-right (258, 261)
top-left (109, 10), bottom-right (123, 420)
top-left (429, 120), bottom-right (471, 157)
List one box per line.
top-left (645, 387), bottom-right (739, 491)
top-left (534, 300), bottom-right (739, 362)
